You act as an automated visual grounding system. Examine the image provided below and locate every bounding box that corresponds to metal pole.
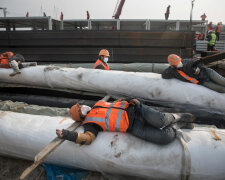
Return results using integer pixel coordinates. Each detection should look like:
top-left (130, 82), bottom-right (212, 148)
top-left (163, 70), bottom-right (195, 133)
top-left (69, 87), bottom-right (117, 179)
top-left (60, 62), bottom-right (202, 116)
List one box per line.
top-left (190, 0), bottom-right (195, 31)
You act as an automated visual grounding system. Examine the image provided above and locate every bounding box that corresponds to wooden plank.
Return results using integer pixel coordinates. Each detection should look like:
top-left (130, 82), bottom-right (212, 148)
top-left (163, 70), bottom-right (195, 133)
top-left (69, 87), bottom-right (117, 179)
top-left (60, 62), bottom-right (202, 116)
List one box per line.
top-left (19, 122), bottom-right (81, 180)
top-left (19, 95), bottom-right (110, 180)
top-left (201, 51), bottom-right (225, 64)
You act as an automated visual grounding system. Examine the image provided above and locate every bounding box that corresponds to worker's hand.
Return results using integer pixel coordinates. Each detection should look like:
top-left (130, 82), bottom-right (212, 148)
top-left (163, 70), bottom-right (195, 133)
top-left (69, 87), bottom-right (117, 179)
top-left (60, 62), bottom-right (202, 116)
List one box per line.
top-left (194, 67), bottom-right (201, 75)
top-left (56, 129), bottom-right (63, 138)
top-left (129, 99), bottom-right (140, 106)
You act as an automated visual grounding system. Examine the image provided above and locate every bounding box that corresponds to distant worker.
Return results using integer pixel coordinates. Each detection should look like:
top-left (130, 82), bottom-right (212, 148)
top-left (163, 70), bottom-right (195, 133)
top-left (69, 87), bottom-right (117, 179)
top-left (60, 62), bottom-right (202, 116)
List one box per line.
top-left (200, 13), bottom-right (206, 21)
top-left (207, 22), bottom-right (213, 33)
top-left (43, 12), bottom-right (47, 17)
top-left (215, 22), bottom-right (222, 41)
top-left (0, 52), bottom-right (37, 77)
top-left (165, 5), bottom-right (170, 20)
top-left (86, 11), bottom-right (90, 19)
top-left (93, 49), bottom-right (110, 70)
top-left (56, 98), bottom-right (194, 145)
top-left (26, 12), bottom-right (29, 17)
top-left (207, 30), bottom-right (216, 51)
top-left (60, 12), bottom-right (63, 21)
top-left (162, 54), bottom-right (225, 93)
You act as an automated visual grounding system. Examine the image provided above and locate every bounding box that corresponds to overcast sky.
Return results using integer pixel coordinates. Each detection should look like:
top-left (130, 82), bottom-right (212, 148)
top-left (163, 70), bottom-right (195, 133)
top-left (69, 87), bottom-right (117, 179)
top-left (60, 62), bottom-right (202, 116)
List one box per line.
top-left (1, 0), bottom-right (224, 24)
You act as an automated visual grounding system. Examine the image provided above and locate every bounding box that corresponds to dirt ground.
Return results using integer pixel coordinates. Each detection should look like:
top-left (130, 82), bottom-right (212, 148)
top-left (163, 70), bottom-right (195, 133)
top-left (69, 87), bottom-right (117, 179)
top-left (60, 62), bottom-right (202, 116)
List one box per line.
top-left (0, 156), bottom-right (108, 180)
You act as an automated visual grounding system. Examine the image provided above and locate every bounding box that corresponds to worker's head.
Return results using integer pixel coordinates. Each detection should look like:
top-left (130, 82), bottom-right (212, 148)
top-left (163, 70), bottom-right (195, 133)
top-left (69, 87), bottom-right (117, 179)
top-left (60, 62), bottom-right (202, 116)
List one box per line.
top-left (99, 49), bottom-right (110, 63)
top-left (168, 54), bottom-right (183, 68)
top-left (209, 21), bottom-right (212, 24)
top-left (69, 103), bottom-right (91, 122)
top-left (11, 54), bottom-right (25, 63)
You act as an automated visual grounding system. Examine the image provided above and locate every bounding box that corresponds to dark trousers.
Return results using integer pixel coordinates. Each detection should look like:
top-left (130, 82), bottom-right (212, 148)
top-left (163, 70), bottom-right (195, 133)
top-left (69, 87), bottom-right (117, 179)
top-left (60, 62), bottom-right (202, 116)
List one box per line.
top-left (130, 103), bottom-right (176, 145)
top-left (202, 68), bottom-right (225, 93)
top-left (207, 44), bottom-right (215, 51)
top-left (216, 32), bottom-right (220, 41)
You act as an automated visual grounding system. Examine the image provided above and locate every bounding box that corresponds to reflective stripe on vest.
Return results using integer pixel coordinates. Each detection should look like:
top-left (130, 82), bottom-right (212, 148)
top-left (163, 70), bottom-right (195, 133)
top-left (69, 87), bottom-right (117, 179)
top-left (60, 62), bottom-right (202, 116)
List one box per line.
top-left (93, 59), bottom-right (109, 70)
top-left (83, 100), bottom-right (129, 132)
top-left (176, 70), bottom-right (199, 84)
top-left (209, 33), bottom-right (216, 45)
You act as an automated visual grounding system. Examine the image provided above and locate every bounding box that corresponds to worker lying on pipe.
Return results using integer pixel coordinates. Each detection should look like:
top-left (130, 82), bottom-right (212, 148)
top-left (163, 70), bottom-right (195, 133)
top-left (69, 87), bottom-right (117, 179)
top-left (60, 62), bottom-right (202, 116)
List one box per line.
top-left (56, 98), bottom-right (194, 145)
top-left (162, 54), bottom-right (225, 93)
top-left (0, 51), bottom-right (37, 77)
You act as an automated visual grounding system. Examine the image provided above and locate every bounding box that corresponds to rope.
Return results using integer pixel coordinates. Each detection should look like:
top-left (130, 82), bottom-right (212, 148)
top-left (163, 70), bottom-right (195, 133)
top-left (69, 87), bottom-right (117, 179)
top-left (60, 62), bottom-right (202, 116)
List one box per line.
top-left (176, 131), bottom-right (191, 180)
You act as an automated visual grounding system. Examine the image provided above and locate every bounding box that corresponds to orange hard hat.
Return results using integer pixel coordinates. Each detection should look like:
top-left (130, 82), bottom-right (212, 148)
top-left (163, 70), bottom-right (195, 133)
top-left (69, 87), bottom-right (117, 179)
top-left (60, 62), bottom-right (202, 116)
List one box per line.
top-left (99, 49), bottom-right (110, 57)
top-left (69, 103), bottom-right (82, 122)
top-left (168, 54), bottom-right (182, 66)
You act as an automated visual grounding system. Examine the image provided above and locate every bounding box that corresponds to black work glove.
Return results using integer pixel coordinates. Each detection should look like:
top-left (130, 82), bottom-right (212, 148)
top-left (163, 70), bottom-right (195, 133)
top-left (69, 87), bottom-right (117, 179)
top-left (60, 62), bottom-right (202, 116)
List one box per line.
top-left (62, 129), bottom-right (78, 142)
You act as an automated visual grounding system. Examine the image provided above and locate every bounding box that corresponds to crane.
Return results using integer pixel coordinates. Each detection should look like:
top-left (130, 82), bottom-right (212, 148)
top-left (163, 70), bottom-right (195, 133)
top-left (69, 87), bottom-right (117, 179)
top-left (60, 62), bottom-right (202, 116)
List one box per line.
top-left (112, 0), bottom-right (126, 19)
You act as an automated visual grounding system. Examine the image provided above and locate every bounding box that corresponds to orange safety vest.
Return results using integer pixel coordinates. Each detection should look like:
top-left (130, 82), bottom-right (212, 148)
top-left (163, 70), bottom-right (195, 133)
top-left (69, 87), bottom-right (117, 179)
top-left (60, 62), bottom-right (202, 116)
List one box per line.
top-left (216, 25), bottom-right (221, 33)
top-left (176, 70), bottom-right (199, 84)
top-left (93, 59), bottom-right (109, 70)
top-left (83, 100), bottom-right (130, 132)
top-left (0, 55), bottom-right (10, 68)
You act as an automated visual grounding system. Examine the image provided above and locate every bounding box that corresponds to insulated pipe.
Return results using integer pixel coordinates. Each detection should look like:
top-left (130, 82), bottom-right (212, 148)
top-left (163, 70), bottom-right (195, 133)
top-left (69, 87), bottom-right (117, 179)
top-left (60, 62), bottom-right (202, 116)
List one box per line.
top-left (48, 63), bottom-right (169, 74)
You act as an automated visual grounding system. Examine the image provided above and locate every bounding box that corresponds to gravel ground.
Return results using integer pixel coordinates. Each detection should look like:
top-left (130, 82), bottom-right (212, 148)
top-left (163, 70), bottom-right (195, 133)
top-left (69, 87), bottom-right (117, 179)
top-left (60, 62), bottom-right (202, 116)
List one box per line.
top-left (0, 156), bottom-right (108, 180)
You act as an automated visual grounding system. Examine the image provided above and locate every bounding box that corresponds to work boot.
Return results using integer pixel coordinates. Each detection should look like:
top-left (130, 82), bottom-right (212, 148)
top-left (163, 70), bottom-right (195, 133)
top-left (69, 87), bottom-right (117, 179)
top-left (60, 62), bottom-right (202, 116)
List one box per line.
top-left (172, 113), bottom-right (195, 123)
top-left (163, 113), bottom-right (195, 127)
top-left (170, 122), bottom-right (194, 130)
top-left (9, 60), bottom-right (21, 77)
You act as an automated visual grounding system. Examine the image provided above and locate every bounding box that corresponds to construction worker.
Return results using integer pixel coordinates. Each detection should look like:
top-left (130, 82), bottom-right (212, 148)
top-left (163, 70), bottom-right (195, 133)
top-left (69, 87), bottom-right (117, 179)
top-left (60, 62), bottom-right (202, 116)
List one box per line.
top-left (215, 22), bottom-right (222, 41)
top-left (165, 5), bottom-right (170, 20)
top-left (86, 11), bottom-right (90, 20)
top-left (200, 13), bottom-right (206, 21)
top-left (93, 49), bottom-right (110, 70)
top-left (60, 12), bottom-right (63, 21)
top-left (56, 98), bottom-right (194, 145)
top-left (162, 54), bottom-right (225, 93)
top-left (207, 22), bottom-right (213, 33)
top-left (207, 30), bottom-right (216, 51)
top-left (0, 52), bottom-right (37, 77)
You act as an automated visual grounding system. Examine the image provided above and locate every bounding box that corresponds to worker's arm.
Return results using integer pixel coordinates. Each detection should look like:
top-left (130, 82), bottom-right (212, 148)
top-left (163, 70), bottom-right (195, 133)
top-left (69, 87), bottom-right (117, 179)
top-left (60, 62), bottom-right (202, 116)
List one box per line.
top-left (207, 35), bottom-right (212, 41)
top-left (162, 67), bottom-right (176, 79)
top-left (56, 129), bottom-right (96, 145)
top-left (56, 123), bottom-right (101, 145)
top-left (1, 52), bottom-right (14, 59)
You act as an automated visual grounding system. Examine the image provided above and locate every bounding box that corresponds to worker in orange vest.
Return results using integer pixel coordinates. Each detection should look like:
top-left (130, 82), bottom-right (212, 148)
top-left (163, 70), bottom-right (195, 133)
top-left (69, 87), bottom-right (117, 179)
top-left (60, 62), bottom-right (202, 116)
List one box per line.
top-left (162, 54), bottom-right (225, 93)
top-left (215, 22), bottom-right (222, 41)
top-left (0, 51), bottom-right (37, 77)
top-left (56, 98), bottom-right (194, 145)
top-left (93, 49), bottom-right (110, 70)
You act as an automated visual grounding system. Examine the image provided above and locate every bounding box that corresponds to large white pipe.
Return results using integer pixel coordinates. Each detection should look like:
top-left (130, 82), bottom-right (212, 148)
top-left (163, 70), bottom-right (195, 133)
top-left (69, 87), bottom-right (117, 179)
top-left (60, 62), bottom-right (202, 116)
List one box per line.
top-left (0, 66), bottom-right (224, 112)
top-left (0, 111), bottom-right (225, 179)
